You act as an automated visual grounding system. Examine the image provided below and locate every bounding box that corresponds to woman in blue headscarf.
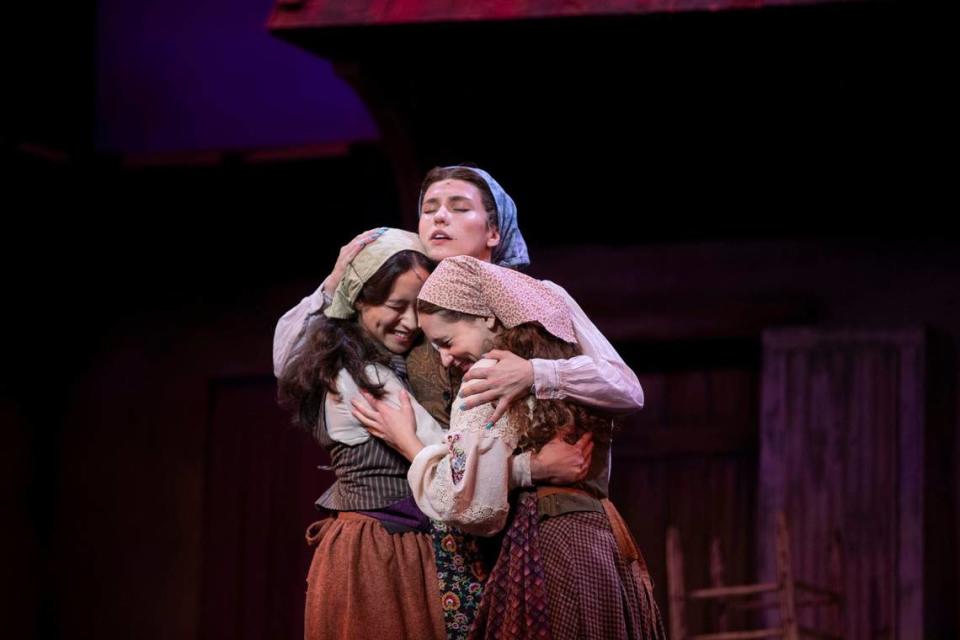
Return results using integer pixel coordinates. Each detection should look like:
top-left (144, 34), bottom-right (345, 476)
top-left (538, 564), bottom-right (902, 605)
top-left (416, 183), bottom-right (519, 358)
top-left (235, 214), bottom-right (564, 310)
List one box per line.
top-left (412, 165), bottom-right (644, 423)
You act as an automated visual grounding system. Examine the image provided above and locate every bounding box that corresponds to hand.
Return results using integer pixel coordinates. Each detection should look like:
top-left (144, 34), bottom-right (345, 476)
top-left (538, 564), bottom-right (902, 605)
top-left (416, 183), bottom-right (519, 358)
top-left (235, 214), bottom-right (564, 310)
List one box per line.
top-left (460, 349), bottom-right (534, 424)
top-left (326, 227), bottom-right (387, 295)
top-left (351, 388), bottom-right (424, 462)
top-left (530, 431), bottom-right (593, 485)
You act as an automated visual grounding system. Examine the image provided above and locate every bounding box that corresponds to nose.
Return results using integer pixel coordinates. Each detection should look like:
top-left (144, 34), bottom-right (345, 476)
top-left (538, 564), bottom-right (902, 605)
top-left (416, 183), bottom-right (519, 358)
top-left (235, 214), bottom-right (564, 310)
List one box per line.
top-left (400, 306), bottom-right (417, 331)
top-left (438, 349), bottom-right (453, 368)
top-left (433, 205), bottom-right (451, 224)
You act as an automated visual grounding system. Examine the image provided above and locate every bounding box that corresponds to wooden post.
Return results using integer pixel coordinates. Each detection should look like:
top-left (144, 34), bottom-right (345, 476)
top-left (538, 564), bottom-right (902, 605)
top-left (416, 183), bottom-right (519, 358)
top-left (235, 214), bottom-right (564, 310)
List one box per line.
top-left (774, 512), bottom-right (800, 640)
top-left (827, 530), bottom-right (845, 637)
top-left (711, 536), bottom-right (729, 632)
top-left (667, 526), bottom-right (688, 640)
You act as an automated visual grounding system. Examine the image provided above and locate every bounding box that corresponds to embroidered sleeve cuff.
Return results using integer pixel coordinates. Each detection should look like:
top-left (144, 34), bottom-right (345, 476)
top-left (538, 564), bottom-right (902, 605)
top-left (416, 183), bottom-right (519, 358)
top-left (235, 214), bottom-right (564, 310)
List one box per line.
top-left (531, 358), bottom-right (563, 400)
top-left (508, 451), bottom-right (533, 489)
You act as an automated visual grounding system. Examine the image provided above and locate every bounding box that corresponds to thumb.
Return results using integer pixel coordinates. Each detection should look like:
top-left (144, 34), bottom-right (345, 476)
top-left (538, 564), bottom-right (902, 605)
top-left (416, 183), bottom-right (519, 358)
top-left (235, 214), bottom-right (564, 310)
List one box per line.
top-left (399, 389), bottom-right (412, 409)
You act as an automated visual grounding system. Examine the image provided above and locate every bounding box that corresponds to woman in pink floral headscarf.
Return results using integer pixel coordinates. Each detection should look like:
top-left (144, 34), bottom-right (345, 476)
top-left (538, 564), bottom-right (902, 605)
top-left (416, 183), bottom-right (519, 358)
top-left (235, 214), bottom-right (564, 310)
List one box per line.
top-left (354, 256), bottom-right (666, 640)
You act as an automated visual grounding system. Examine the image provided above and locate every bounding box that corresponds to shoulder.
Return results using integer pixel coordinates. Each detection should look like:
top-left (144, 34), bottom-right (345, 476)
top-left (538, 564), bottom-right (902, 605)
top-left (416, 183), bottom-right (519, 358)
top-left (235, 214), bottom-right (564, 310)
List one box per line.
top-left (539, 279), bottom-right (574, 303)
top-left (333, 364), bottom-right (395, 397)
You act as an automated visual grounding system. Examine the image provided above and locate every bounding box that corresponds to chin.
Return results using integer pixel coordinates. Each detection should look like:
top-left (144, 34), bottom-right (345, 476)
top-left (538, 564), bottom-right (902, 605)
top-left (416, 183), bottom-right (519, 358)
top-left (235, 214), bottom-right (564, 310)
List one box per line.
top-left (382, 338), bottom-right (407, 355)
top-left (427, 246), bottom-right (457, 262)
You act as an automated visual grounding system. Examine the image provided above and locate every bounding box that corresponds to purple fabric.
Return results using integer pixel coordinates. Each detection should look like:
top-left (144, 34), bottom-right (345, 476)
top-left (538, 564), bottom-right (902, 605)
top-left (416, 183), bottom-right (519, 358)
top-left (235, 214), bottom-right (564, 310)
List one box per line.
top-left (357, 495), bottom-right (431, 533)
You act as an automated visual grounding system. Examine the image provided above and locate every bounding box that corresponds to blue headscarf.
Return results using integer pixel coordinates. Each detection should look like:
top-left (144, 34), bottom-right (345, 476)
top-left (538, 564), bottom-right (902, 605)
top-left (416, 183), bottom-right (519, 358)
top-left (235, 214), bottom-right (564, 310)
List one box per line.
top-left (418, 165), bottom-right (531, 270)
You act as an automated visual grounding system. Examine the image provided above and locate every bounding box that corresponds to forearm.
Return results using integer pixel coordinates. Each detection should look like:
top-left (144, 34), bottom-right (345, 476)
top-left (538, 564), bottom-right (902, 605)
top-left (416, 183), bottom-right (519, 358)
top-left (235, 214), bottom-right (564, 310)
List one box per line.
top-left (272, 278), bottom-right (332, 378)
top-left (531, 356), bottom-right (644, 411)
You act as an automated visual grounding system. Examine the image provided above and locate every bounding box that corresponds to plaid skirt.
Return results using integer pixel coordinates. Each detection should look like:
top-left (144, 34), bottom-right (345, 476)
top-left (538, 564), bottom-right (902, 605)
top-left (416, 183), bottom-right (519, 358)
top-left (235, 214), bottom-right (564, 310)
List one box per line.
top-left (470, 492), bottom-right (666, 640)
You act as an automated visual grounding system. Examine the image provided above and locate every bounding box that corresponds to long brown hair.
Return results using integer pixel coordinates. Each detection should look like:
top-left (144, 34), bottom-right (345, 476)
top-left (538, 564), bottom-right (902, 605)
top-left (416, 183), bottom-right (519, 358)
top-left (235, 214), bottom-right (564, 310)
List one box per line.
top-left (278, 250), bottom-right (432, 432)
top-left (417, 300), bottom-right (612, 451)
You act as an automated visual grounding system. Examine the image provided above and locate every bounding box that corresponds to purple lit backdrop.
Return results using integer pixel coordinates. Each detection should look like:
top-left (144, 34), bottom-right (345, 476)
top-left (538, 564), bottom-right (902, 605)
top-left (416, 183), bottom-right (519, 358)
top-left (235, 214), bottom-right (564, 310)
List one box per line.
top-left (95, 0), bottom-right (377, 153)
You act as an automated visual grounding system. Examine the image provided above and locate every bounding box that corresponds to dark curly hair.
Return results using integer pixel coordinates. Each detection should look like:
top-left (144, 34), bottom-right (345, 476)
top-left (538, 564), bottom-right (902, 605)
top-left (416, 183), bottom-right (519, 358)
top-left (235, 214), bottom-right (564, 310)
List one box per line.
top-left (278, 250), bottom-right (433, 432)
top-left (417, 300), bottom-right (612, 451)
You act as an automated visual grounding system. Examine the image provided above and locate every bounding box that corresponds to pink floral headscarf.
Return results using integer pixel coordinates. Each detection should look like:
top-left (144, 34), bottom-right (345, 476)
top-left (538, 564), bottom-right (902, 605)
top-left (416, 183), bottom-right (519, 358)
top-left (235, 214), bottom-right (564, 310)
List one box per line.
top-left (418, 255), bottom-right (576, 343)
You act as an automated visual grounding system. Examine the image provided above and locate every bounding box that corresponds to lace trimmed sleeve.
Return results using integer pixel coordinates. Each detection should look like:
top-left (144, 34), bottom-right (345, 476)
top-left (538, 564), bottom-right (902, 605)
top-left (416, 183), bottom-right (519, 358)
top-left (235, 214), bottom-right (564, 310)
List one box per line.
top-left (407, 359), bottom-right (520, 537)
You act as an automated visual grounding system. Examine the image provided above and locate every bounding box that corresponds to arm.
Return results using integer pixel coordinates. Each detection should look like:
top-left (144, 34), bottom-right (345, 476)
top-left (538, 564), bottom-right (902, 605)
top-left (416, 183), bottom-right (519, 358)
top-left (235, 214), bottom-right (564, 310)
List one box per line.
top-left (327, 365), bottom-right (446, 447)
top-left (530, 280), bottom-right (644, 411)
top-left (272, 280), bottom-right (330, 379)
top-left (353, 384), bottom-right (536, 490)
top-left (406, 361), bottom-right (517, 536)
top-left (272, 228), bottom-right (387, 378)
top-left (353, 368), bottom-right (592, 493)
top-left (459, 280), bottom-right (644, 421)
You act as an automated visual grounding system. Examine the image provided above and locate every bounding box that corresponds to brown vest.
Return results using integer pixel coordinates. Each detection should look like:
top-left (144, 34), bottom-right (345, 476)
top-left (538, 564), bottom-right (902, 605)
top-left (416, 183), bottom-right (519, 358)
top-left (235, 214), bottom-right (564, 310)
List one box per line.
top-left (404, 339), bottom-right (461, 428)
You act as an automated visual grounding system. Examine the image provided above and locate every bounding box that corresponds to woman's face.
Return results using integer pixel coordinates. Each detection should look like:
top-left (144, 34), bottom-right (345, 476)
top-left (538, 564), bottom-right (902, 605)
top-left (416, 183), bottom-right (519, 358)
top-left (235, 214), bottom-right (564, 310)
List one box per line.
top-left (419, 311), bottom-right (499, 373)
top-left (418, 179), bottom-right (500, 263)
top-left (357, 266), bottom-right (430, 354)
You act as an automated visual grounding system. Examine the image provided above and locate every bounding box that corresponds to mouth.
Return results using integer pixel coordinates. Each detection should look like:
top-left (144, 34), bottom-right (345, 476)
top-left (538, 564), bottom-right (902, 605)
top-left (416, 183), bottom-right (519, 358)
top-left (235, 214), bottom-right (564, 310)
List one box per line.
top-left (391, 329), bottom-right (415, 344)
top-left (452, 356), bottom-right (475, 372)
top-left (429, 231), bottom-right (452, 242)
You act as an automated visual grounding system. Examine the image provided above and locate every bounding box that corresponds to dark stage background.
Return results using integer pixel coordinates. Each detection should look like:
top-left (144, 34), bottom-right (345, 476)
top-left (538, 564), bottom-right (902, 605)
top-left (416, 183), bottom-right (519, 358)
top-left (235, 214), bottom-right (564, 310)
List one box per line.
top-left (3, 1), bottom-right (955, 638)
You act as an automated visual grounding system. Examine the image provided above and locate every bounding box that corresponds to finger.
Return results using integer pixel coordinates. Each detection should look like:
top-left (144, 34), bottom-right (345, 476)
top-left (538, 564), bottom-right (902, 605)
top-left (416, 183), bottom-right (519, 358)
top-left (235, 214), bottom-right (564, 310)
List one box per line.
top-left (461, 390), bottom-right (499, 410)
top-left (488, 398), bottom-right (511, 425)
top-left (351, 408), bottom-right (382, 433)
top-left (350, 238), bottom-right (373, 256)
top-left (582, 441), bottom-right (595, 464)
top-left (358, 390), bottom-right (381, 410)
top-left (575, 432), bottom-right (594, 450)
top-left (461, 367), bottom-right (490, 382)
top-left (350, 231), bottom-right (382, 254)
top-left (459, 380), bottom-right (492, 398)
top-left (398, 388), bottom-right (411, 409)
top-left (350, 398), bottom-right (380, 421)
top-left (356, 228), bottom-right (384, 243)
top-left (346, 233), bottom-right (377, 255)
top-left (480, 349), bottom-right (511, 361)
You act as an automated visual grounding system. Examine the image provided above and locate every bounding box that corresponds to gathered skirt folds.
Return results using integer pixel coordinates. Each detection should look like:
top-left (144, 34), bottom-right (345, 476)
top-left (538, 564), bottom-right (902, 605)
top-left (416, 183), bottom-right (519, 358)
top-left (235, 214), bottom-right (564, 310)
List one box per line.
top-left (303, 512), bottom-right (446, 640)
top-left (468, 492), bottom-right (666, 640)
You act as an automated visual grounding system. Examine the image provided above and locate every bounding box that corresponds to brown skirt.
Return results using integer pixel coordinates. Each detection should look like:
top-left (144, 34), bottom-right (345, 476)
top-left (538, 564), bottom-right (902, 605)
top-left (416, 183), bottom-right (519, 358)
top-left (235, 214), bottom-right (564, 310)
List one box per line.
top-left (303, 512), bottom-right (446, 640)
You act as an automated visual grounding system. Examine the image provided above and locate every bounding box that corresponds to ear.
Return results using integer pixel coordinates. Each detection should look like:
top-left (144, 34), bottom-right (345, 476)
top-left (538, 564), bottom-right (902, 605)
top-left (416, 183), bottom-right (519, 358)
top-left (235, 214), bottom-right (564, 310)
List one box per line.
top-left (484, 316), bottom-right (497, 330)
top-left (486, 225), bottom-right (501, 250)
